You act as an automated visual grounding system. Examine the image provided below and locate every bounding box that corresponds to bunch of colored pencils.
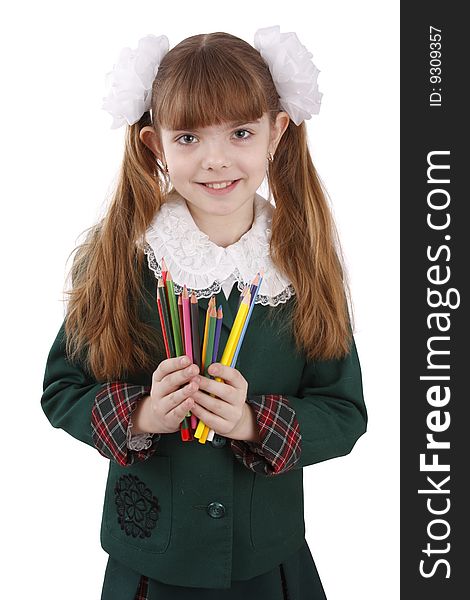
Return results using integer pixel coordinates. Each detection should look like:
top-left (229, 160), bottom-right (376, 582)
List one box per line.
top-left (156, 258), bottom-right (263, 444)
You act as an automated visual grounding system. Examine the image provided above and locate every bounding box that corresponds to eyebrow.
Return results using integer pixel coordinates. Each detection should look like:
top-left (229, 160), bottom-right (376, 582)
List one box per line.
top-left (172, 119), bottom-right (261, 133)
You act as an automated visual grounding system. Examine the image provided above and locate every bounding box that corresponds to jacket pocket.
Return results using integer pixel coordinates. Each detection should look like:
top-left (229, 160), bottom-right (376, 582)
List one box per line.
top-left (250, 468), bottom-right (305, 550)
top-left (103, 455), bottom-right (172, 554)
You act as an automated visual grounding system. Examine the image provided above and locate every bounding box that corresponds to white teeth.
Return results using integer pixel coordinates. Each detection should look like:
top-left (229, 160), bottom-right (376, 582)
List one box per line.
top-left (204, 180), bottom-right (234, 189)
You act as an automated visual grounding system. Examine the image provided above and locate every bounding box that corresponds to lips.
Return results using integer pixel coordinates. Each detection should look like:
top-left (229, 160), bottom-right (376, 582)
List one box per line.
top-left (196, 179), bottom-right (241, 195)
top-left (199, 179), bottom-right (238, 187)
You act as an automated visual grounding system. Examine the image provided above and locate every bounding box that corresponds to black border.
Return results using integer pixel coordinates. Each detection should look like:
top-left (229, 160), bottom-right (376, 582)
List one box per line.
top-left (401, 3), bottom-right (467, 596)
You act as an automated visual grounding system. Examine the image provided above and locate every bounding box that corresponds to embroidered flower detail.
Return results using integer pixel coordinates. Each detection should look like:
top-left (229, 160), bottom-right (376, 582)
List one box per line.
top-left (114, 474), bottom-right (160, 538)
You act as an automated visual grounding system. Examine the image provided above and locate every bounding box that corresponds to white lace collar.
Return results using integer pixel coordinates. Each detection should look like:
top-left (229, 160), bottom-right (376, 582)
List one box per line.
top-left (143, 189), bottom-right (295, 307)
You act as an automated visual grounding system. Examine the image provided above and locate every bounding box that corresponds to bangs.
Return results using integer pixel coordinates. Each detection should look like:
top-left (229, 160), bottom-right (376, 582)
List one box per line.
top-left (154, 45), bottom-right (269, 131)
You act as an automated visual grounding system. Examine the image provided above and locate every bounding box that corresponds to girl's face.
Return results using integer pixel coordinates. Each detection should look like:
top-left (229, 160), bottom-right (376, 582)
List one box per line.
top-left (153, 112), bottom-right (289, 220)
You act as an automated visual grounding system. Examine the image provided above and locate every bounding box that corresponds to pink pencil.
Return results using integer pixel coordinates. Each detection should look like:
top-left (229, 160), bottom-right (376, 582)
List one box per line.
top-left (178, 294), bottom-right (185, 353)
top-left (182, 285), bottom-right (193, 362)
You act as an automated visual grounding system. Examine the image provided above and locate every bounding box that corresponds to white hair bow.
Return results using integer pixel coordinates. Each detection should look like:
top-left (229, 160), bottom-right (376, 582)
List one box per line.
top-left (102, 27), bottom-right (322, 128)
top-left (102, 34), bottom-right (169, 129)
top-left (253, 25), bottom-right (322, 126)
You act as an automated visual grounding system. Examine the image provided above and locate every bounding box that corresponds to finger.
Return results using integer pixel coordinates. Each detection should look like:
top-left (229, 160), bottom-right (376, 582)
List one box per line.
top-left (190, 398), bottom-right (227, 433)
top-left (196, 375), bottom-right (235, 404)
top-left (153, 355), bottom-right (193, 383)
top-left (160, 363), bottom-right (200, 396)
top-left (163, 379), bottom-right (198, 414)
top-left (192, 389), bottom-right (227, 415)
top-left (168, 396), bottom-right (194, 422)
top-left (207, 363), bottom-right (244, 389)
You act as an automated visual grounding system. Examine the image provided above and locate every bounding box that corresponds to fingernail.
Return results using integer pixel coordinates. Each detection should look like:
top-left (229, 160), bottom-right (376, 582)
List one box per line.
top-left (209, 365), bottom-right (218, 375)
top-left (181, 356), bottom-right (190, 366)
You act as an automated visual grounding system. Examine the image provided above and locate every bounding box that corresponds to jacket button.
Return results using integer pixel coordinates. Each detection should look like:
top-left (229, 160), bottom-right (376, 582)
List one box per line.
top-left (207, 502), bottom-right (226, 519)
top-left (211, 434), bottom-right (226, 448)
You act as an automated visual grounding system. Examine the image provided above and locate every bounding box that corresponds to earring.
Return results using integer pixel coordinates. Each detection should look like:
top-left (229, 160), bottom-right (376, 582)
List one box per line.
top-left (267, 151), bottom-right (274, 162)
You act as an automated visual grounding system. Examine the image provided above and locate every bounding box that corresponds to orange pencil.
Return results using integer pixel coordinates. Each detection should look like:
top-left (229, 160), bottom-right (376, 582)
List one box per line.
top-left (201, 296), bottom-right (215, 367)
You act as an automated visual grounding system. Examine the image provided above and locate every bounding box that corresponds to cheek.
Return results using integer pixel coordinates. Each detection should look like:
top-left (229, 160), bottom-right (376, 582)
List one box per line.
top-left (167, 155), bottom-right (191, 179)
top-left (240, 148), bottom-right (267, 174)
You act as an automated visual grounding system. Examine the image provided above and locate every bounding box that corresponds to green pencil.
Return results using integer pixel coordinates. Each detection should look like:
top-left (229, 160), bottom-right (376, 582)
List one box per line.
top-left (165, 270), bottom-right (183, 356)
top-left (157, 278), bottom-right (176, 357)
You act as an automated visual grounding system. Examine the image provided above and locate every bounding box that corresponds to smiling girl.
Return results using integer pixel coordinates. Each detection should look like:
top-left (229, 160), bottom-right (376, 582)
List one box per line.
top-left (41, 27), bottom-right (367, 600)
top-left (142, 115), bottom-right (285, 248)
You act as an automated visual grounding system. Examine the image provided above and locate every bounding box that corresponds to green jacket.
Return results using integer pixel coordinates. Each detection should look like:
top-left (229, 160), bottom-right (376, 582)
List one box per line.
top-left (41, 261), bottom-right (367, 589)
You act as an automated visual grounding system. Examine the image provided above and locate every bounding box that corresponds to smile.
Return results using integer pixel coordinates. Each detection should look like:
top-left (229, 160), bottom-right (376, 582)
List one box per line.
top-left (197, 179), bottom-right (241, 195)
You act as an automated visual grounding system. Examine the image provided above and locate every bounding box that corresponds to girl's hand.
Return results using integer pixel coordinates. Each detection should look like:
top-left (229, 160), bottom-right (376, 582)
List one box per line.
top-left (189, 363), bottom-right (249, 438)
top-left (144, 356), bottom-right (200, 434)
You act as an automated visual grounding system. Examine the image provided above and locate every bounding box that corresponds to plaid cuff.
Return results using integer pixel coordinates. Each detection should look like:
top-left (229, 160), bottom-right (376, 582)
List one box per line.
top-left (91, 383), bottom-right (160, 466)
top-left (230, 394), bottom-right (301, 477)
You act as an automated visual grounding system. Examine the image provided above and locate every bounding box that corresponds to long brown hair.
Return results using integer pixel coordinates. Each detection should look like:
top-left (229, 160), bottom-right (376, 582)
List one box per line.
top-left (64, 31), bottom-right (354, 381)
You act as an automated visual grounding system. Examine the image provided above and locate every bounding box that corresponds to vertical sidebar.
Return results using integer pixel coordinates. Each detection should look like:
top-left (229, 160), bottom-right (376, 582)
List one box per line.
top-left (401, 3), bottom-right (467, 598)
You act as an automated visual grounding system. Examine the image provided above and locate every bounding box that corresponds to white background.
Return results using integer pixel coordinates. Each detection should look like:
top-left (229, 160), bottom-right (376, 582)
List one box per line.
top-left (1, 1), bottom-right (399, 598)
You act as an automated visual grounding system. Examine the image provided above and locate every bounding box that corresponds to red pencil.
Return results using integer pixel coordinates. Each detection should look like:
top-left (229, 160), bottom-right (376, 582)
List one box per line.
top-left (161, 256), bottom-right (168, 285)
top-left (156, 296), bottom-right (171, 358)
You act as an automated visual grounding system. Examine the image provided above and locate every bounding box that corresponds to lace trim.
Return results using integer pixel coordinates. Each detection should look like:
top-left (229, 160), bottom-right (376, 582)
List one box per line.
top-left (126, 415), bottom-right (155, 451)
top-left (143, 243), bottom-right (295, 307)
top-left (141, 191), bottom-right (296, 307)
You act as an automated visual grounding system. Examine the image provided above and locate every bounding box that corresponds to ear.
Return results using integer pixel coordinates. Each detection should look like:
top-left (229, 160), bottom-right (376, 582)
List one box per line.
top-left (139, 126), bottom-right (163, 160)
top-left (270, 111), bottom-right (290, 153)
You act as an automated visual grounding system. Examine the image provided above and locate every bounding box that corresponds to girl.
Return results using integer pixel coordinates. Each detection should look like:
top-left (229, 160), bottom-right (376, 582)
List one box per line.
top-left (41, 26), bottom-right (367, 600)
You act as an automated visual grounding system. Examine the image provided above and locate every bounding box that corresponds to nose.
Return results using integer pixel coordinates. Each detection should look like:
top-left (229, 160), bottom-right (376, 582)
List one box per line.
top-left (200, 140), bottom-right (232, 170)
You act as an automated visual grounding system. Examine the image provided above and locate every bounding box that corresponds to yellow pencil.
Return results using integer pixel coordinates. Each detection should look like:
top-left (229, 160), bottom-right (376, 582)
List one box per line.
top-left (220, 292), bottom-right (250, 367)
top-left (200, 424), bottom-right (210, 443)
top-left (194, 418), bottom-right (206, 439)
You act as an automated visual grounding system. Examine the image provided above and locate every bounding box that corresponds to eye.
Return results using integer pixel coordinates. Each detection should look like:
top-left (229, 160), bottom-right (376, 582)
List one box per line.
top-left (175, 128), bottom-right (253, 145)
top-left (176, 134), bottom-right (197, 145)
top-left (233, 129), bottom-right (252, 140)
